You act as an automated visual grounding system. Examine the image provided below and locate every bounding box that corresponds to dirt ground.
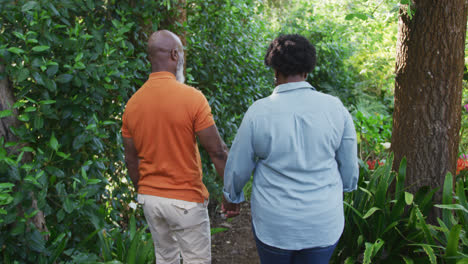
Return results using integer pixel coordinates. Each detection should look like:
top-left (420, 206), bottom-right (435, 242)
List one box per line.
top-left (210, 203), bottom-right (260, 264)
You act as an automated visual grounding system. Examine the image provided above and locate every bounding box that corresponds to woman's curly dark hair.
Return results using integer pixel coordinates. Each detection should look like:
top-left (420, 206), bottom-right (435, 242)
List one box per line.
top-left (264, 34), bottom-right (316, 76)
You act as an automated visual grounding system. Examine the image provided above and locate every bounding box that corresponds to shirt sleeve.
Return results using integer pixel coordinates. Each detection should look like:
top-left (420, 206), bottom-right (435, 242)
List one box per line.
top-left (194, 91), bottom-right (215, 132)
top-left (121, 111), bottom-right (132, 138)
top-left (336, 105), bottom-right (359, 192)
top-left (223, 110), bottom-right (256, 203)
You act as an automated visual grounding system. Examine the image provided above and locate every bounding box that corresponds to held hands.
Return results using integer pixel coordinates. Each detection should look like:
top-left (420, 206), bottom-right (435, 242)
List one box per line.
top-left (221, 196), bottom-right (240, 218)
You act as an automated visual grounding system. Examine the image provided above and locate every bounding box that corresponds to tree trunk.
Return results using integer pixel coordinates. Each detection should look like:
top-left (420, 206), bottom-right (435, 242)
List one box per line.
top-left (158, 0), bottom-right (187, 72)
top-left (391, 0), bottom-right (467, 204)
top-left (0, 62), bottom-right (49, 239)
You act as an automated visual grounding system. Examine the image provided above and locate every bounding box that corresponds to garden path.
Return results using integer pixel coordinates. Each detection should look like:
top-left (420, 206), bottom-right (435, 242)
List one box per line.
top-left (211, 203), bottom-right (260, 264)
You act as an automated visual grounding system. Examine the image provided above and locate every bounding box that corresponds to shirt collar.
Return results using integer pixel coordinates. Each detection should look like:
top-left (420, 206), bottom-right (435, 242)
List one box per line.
top-left (149, 71), bottom-right (176, 80)
top-left (272, 81), bottom-right (316, 94)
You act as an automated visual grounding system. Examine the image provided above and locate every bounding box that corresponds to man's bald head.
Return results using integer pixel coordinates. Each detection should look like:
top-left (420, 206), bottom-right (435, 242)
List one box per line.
top-left (148, 30), bottom-right (183, 60)
top-left (147, 30), bottom-right (185, 82)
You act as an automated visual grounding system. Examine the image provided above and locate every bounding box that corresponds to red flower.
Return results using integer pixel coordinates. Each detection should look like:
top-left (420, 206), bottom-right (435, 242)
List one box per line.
top-left (367, 159), bottom-right (384, 170)
top-left (367, 160), bottom-right (376, 170)
top-left (457, 158), bottom-right (468, 175)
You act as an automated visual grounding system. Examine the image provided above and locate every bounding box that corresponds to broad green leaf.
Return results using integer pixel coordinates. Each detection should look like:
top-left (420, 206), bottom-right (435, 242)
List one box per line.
top-left (444, 224), bottom-right (461, 260)
top-left (32, 45), bottom-right (50, 52)
top-left (129, 214), bottom-right (136, 240)
top-left (63, 198), bottom-right (74, 213)
top-left (34, 115), bottom-right (44, 129)
top-left (0, 183), bottom-right (15, 189)
top-left (442, 172), bottom-right (454, 228)
top-left (405, 192), bottom-right (414, 205)
top-left (434, 204), bottom-right (468, 213)
top-left (56, 152), bottom-right (71, 159)
top-left (21, 1), bottom-right (39, 12)
top-left (18, 114), bottom-right (29, 122)
top-left (402, 256), bottom-right (414, 264)
top-left (39, 100), bottom-right (56, 105)
top-left (20, 146), bottom-right (34, 152)
top-left (75, 52), bottom-right (84, 62)
top-left (210, 227), bottom-right (228, 235)
top-left (17, 68), bottom-right (30, 82)
top-left (415, 206), bottom-right (435, 245)
top-left (46, 65), bottom-right (59, 77)
top-left (87, 179), bottom-right (102, 185)
top-left (355, 14), bottom-right (368, 20)
top-left (0, 109), bottom-right (13, 118)
top-left (28, 229), bottom-right (46, 252)
top-left (7, 47), bottom-right (25, 54)
top-left (12, 31), bottom-right (25, 40)
top-left (24, 106), bottom-right (36, 112)
top-left (363, 207), bottom-right (380, 219)
top-left (56, 74), bottom-right (73, 83)
top-left (32, 71), bottom-right (44, 85)
top-left (363, 242), bottom-right (373, 264)
top-left (343, 201), bottom-right (365, 219)
top-left (50, 133), bottom-right (59, 151)
top-left (421, 244), bottom-right (437, 264)
top-left (396, 158), bottom-right (407, 197)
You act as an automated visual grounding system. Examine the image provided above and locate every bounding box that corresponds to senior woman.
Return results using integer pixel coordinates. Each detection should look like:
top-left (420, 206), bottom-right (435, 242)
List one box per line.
top-left (222, 34), bottom-right (359, 264)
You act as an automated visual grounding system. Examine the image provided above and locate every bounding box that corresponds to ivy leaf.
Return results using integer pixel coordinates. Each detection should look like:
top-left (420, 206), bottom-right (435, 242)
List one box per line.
top-left (7, 47), bottom-right (25, 55)
top-left (56, 74), bottom-right (73, 83)
top-left (32, 45), bottom-right (50, 52)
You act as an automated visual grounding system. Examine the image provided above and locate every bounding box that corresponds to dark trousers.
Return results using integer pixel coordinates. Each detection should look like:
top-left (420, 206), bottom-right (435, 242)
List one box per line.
top-left (253, 227), bottom-right (338, 264)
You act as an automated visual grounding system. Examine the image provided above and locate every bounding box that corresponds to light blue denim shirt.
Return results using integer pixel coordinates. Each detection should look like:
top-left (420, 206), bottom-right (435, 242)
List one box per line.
top-left (223, 81), bottom-right (359, 250)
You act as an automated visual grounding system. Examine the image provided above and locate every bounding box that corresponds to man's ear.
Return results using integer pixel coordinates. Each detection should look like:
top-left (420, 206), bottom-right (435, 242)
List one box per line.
top-left (170, 49), bottom-right (178, 61)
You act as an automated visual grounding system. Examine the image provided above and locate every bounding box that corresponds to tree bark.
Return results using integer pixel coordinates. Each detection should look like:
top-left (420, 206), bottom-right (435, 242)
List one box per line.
top-left (392, 0), bottom-right (467, 204)
top-left (0, 62), bottom-right (49, 239)
top-left (158, 0), bottom-right (187, 72)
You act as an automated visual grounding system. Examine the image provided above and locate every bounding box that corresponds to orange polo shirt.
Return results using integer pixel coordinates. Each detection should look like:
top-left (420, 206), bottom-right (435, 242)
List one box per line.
top-left (121, 72), bottom-right (214, 203)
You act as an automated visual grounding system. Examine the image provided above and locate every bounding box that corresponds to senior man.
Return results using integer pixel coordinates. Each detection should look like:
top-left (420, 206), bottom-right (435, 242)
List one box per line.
top-left (122, 30), bottom-right (232, 264)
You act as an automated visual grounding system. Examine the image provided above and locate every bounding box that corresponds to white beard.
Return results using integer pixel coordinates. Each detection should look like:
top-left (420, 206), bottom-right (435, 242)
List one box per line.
top-left (176, 55), bottom-right (185, 84)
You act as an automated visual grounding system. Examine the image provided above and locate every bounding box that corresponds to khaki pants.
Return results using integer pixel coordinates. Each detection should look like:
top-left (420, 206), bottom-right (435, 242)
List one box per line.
top-left (138, 194), bottom-right (211, 264)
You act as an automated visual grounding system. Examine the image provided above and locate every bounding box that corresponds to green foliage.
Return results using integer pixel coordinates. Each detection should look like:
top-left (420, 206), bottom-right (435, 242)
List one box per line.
top-left (0, 0), bottom-right (163, 262)
top-left (186, 0), bottom-right (273, 201)
top-left (333, 155), bottom-right (468, 263)
top-left (265, 0), bottom-right (397, 107)
top-left (353, 106), bottom-right (392, 161)
top-left (0, 0), bottom-right (465, 262)
top-left (459, 83), bottom-right (468, 156)
top-left (94, 214), bottom-right (155, 264)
